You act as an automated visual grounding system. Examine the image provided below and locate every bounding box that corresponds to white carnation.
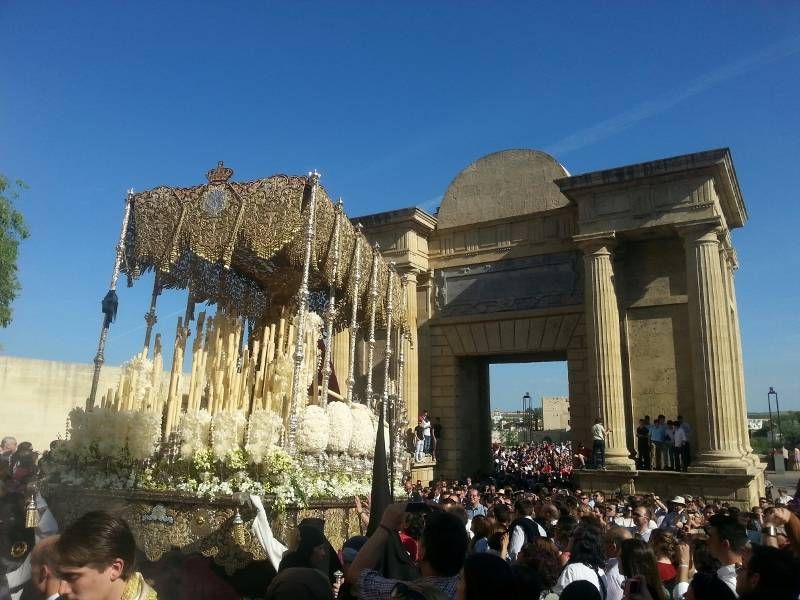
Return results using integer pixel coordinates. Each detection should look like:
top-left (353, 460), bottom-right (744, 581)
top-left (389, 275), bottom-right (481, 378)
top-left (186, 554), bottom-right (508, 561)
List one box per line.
top-left (211, 410), bottom-right (247, 461)
top-left (326, 401), bottom-right (353, 453)
top-left (349, 404), bottom-right (376, 457)
top-left (178, 410), bottom-right (212, 460)
top-left (127, 411), bottom-right (161, 461)
top-left (245, 410), bottom-right (284, 464)
top-left (297, 405), bottom-right (329, 454)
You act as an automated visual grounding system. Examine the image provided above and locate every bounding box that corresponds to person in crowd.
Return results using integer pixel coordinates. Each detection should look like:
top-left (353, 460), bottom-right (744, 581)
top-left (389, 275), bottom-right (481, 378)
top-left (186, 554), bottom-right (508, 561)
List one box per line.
top-left (672, 422), bottom-right (688, 472)
top-left (464, 488), bottom-right (486, 520)
top-left (776, 487), bottom-right (793, 505)
top-left (630, 506), bottom-right (655, 542)
top-left (736, 544), bottom-right (800, 600)
top-left (554, 522), bottom-right (605, 594)
top-left (510, 563), bottom-right (544, 599)
top-left (414, 420), bottom-right (425, 463)
top-left (432, 417), bottom-right (442, 461)
top-left (664, 421), bottom-right (676, 472)
top-left (335, 535), bottom-right (367, 600)
top-left (554, 515), bottom-right (578, 563)
top-left (636, 419), bottom-right (651, 470)
top-left (266, 567), bottom-right (332, 600)
top-left (706, 513), bottom-right (748, 597)
top-left (469, 516), bottom-right (491, 554)
top-left (456, 553), bottom-right (514, 600)
top-left (507, 499), bottom-right (545, 561)
top-left (676, 415), bottom-right (691, 468)
top-left (651, 415), bottom-right (667, 470)
top-left (23, 535), bottom-right (61, 600)
top-left (618, 538), bottom-right (668, 600)
top-left (279, 518), bottom-right (343, 584)
top-left (682, 571), bottom-right (737, 600)
top-left (421, 411), bottom-right (432, 456)
top-left (1, 437), bottom-right (17, 466)
top-left (348, 502), bottom-right (468, 599)
top-left (591, 418), bottom-right (610, 470)
top-left (55, 510), bottom-right (157, 600)
top-left (648, 529), bottom-right (678, 590)
top-left (658, 497), bottom-right (687, 529)
top-left (399, 512), bottom-right (426, 561)
top-left (794, 447), bottom-right (800, 472)
top-left (561, 580), bottom-right (601, 600)
top-left (517, 538), bottom-right (561, 597)
top-left (602, 526), bottom-right (632, 600)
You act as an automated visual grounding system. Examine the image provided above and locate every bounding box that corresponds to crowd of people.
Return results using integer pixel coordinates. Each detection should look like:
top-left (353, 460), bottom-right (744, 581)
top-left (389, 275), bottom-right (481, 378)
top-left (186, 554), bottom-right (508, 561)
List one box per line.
top-left (5, 436), bottom-right (800, 599)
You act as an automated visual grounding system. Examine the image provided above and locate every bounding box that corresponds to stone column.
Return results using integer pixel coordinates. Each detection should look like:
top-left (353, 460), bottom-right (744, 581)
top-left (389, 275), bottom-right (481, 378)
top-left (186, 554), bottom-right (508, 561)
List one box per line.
top-left (681, 223), bottom-right (748, 470)
top-left (721, 246), bottom-right (756, 459)
top-left (401, 270), bottom-right (420, 424)
top-left (577, 233), bottom-right (635, 470)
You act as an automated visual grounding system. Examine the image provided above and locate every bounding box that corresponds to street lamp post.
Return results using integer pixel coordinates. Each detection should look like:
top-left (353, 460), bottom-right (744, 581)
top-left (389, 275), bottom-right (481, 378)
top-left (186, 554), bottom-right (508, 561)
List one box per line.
top-left (768, 387), bottom-right (782, 443)
top-left (522, 392), bottom-right (532, 443)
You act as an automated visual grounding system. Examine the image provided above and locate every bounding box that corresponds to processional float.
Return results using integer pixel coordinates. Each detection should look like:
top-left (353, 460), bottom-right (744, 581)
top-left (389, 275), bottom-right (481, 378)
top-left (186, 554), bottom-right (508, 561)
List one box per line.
top-left (42, 163), bottom-right (412, 570)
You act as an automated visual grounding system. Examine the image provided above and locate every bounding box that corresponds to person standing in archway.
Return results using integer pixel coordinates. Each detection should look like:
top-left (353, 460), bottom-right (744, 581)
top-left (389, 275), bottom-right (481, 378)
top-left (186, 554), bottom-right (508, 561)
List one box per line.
top-left (592, 418), bottom-right (610, 470)
top-left (432, 417), bottom-right (442, 461)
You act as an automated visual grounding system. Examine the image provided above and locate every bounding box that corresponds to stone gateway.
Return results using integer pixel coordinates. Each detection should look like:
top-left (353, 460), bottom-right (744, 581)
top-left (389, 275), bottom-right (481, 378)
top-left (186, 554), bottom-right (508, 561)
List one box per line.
top-left (358, 147), bottom-right (763, 507)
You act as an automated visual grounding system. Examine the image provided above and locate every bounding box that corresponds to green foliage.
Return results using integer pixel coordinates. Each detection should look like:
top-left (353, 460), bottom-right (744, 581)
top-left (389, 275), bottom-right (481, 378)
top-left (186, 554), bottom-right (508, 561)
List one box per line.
top-left (0, 175), bottom-right (29, 327)
top-left (501, 429), bottom-right (519, 446)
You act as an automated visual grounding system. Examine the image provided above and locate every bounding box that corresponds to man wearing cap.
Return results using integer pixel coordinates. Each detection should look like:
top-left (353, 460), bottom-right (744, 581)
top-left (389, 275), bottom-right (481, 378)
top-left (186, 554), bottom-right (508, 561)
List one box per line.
top-left (659, 497), bottom-right (687, 529)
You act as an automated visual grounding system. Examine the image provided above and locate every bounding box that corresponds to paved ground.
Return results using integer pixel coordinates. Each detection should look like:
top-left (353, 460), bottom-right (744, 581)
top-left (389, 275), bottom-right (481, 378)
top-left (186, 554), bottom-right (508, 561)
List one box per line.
top-left (765, 468), bottom-right (800, 491)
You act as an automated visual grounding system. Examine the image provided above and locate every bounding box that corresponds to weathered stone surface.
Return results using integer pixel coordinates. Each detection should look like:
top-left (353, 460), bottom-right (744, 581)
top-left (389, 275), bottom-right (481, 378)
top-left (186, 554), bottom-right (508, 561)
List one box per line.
top-left (437, 149), bottom-right (570, 229)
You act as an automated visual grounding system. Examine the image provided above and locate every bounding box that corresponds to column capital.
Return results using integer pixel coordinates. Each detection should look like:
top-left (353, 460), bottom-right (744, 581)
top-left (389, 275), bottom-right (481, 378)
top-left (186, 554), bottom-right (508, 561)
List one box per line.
top-left (573, 232), bottom-right (617, 254)
top-left (676, 219), bottom-right (724, 245)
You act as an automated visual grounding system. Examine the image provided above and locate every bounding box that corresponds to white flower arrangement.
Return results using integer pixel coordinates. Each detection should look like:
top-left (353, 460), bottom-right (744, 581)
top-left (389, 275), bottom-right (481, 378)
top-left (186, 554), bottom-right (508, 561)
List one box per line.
top-left (94, 409), bottom-right (124, 458)
top-left (127, 411), bottom-right (161, 461)
top-left (121, 353), bottom-right (157, 408)
top-left (269, 356), bottom-right (294, 400)
top-left (211, 410), bottom-right (247, 461)
top-left (178, 410), bottom-right (212, 460)
top-left (297, 405), bottom-right (329, 454)
top-left (326, 401), bottom-right (353, 453)
top-left (349, 404), bottom-right (376, 457)
top-left (245, 410), bottom-right (284, 464)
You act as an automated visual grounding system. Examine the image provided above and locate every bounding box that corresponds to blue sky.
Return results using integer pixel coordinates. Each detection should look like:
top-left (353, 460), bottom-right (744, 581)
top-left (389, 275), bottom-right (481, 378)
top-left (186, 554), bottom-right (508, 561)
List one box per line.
top-left (1, 2), bottom-right (798, 411)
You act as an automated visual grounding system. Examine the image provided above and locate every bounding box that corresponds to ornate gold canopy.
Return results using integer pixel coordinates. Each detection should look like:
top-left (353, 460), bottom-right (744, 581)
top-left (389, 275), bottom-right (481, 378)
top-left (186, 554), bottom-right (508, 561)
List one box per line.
top-left (121, 162), bottom-right (405, 328)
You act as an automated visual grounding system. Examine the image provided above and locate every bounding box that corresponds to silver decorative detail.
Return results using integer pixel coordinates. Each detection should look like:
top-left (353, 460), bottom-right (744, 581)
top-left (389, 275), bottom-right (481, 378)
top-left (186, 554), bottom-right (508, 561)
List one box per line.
top-left (364, 243), bottom-right (381, 409)
top-left (381, 264), bottom-right (396, 406)
top-left (287, 171), bottom-right (320, 456)
top-left (346, 224), bottom-right (363, 404)
top-left (88, 190), bottom-right (133, 409)
top-left (202, 186), bottom-right (228, 216)
top-left (396, 274), bottom-right (409, 464)
top-left (320, 199), bottom-right (343, 404)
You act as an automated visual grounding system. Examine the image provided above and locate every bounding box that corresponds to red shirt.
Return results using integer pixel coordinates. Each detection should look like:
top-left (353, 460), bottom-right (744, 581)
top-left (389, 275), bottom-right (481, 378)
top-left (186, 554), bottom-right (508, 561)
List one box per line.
top-left (399, 531), bottom-right (418, 561)
top-left (657, 562), bottom-right (677, 583)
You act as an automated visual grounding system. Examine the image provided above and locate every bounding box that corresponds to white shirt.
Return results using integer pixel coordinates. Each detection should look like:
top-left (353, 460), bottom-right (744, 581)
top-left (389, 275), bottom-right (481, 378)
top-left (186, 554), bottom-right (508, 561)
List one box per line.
top-left (717, 564), bottom-right (738, 597)
top-left (673, 427), bottom-right (688, 447)
top-left (602, 557), bottom-right (626, 600)
top-left (46, 595), bottom-right (61, 600)
top-left (592, 423), bottom-right (605, 441)
top-left (508, 516), bottom-right (547, 561)
top-left (555, 562), bottom-right (605, 594)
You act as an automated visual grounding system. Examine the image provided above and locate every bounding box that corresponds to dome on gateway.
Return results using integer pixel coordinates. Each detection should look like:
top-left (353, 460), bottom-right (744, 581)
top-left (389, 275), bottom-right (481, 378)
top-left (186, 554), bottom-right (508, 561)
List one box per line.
top-left (437, 149), bottom-right (571, 229)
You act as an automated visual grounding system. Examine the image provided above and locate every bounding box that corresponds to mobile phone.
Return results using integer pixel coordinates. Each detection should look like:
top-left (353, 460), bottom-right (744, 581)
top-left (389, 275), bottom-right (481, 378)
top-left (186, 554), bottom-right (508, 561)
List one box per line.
top-left (624, 578), bottom-right (642, 595)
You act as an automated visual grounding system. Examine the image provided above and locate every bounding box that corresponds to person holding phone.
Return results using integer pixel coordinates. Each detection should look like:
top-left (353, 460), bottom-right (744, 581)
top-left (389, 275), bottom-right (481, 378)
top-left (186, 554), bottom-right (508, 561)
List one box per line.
top-left (618, 539), bottom-right (668, 600)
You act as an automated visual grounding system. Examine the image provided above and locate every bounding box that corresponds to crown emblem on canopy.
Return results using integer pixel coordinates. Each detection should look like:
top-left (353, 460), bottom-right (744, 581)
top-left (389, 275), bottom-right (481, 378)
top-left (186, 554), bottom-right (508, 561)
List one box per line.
top-left (206, 161), bottom-right (234, 184)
